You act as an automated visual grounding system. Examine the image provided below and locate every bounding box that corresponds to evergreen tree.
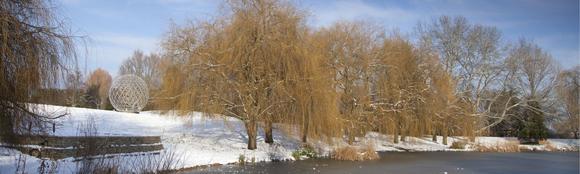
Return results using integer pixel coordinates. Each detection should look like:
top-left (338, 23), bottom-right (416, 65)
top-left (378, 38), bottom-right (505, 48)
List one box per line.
top-left (518, 101), bottom-right (548, 144)
top-left (489, 90), bottom-right (523, 137)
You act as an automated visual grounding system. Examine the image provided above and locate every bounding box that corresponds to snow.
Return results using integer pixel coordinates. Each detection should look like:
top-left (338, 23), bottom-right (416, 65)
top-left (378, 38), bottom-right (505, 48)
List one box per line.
top-left (1, 104), bottom-right (578, 173)
top-left (1, 104), bottom-right (301, 173)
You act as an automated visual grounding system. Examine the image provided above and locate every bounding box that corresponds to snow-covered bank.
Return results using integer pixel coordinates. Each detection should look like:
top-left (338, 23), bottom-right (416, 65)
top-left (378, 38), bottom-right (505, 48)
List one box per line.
top-left (0, 104), bottom-right (578, 173)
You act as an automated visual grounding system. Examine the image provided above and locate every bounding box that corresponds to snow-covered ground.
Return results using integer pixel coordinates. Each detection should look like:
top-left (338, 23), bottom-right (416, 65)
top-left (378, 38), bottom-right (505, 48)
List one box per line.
top-left (0, 104), bottom-right (578, 173)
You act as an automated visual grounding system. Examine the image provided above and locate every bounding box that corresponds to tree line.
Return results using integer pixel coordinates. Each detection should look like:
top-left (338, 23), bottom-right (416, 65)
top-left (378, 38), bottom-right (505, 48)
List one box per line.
top-left (144, 0), bottom-right (577, 149)
top-left (2, 0), bottom-right (577, 149)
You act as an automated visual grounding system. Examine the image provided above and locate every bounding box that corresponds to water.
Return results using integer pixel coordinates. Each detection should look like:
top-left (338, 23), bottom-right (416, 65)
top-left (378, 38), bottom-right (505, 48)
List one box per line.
top-left (184, 152), bottom-right (580, 174)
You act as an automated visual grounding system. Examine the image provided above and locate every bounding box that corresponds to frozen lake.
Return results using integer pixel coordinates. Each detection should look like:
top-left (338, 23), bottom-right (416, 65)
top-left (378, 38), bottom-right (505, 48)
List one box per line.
top-left (185, 152), bottom-right (580, 174)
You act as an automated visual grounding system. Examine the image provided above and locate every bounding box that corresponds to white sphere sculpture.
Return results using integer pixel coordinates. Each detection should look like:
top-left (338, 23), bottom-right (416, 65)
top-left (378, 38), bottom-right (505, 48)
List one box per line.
top-left (108, 74), bottom-right (149, 113)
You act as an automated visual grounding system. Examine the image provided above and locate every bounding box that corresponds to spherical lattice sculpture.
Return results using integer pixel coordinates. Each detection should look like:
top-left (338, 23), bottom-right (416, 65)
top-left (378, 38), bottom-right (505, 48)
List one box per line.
top-left (108, 74), bottom-right (149, 113)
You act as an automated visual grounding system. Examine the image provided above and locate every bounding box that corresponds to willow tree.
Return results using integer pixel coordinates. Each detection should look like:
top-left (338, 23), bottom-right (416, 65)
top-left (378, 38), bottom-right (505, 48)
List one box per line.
top-left (313, 21), bottom-right (383, 144)
top-left (158, 0), bottom-right (317, 149)
top-left (425, 57), bottom-right (460, 145)
top-left (292, 30), bottom-right (345, 144)
top-left (0, 0), bottom-right (76, 142)
top-left (372, 37), bottom-right (429, 143)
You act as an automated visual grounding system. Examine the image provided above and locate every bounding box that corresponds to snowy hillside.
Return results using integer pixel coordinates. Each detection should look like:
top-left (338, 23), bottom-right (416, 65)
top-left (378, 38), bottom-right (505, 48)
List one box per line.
top-left (1, 104), bottom-right (301, 173)
top-left (0, 104), bottom-right (578, 173)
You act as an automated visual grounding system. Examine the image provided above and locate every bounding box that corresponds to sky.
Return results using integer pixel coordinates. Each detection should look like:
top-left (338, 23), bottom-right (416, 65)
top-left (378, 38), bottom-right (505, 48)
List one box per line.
top-left (57, 0), bottom-right (580, 76)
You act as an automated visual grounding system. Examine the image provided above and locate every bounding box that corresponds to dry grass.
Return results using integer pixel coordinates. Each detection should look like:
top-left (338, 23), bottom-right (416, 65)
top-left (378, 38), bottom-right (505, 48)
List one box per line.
top-left (360, 144), bottom-right (380, 161)
top-left (476, 140), bottom-right (520, 152)
top-left (331, 146), bottom-right (358, 161)
top-left (331, 144), bottom-right (379, 161)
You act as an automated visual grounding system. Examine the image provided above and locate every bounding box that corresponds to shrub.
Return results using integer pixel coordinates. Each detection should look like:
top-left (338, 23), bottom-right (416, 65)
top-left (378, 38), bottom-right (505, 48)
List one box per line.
top-left (476, 141), bottom-right (520, 152)
top-left (292, 145), bottom-right (317, 160)
top-left (331, 146), bottom-right (358, 161)
top-left (238, 154), bottom-right (245, 165)
top-left (450, 141), bottom-right (467, 149)
top-left (331, 144), bottom-right (379, 161)
top-left (359, 144), bottom-right (379, 161)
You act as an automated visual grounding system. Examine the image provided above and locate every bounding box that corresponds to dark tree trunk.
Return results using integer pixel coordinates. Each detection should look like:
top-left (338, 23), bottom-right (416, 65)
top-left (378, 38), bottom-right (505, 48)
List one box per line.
top-left (301, 97), bottom-right (314, 143)
top-left (442, 127), bottom-right (448, 145)
top-left (265, 119), bottom-right (273, 144)
top-left (245, 120), bottom-right (257, 150)
top-left (400, 128), bottom-right (407, 142)
top-left (301, 108), bottom-right (309, 143)
top-left (0, 114), bottom-right (16, 144)
top-left (432, 130), bottom-right (437, 142)
top-left (393, 125), bottom-right (399, 144)
top-left (301, 118), bottom-right (309, 143)
top-left (347, 126), bottom-right (355, 145)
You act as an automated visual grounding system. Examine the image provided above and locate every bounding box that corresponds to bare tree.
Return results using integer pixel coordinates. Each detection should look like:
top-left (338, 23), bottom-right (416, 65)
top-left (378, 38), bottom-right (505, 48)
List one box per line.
top-left (555, 66), bottom-right (579, 138)
top-left (417, 16), bottom-right (512, 134)
top-left (119, 50), bottom-right (162, 90)
top-left (505, 39), bottom-right (559, 101)
top-left (86, 68), bottom-right (112, 109)
top-left (0, 0), bottom-right (77, 142)
top-left (65, 69), bottom-right (84, 107)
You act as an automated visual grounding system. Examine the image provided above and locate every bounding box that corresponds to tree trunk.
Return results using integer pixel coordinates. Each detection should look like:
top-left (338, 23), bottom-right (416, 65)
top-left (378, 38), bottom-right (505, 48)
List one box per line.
top-left (245, 120), bottom-right (257, 150)
top-left (393, 125), bottom-right (399, 144)
top-left (400, 128), bottom-right (407, 142)
top-left (442, 128), bottom-right (448, 145)
top-left (301, 104), bottom-right (311, 143)
top-left (100, 99), bottom-right (105, 110)
top-left (264, 119), bottom-right (273, 144)
top-left (301, 122), bottom-right (309, 143)
top-left (432, 130), bottom-right (437, 142)
top-left (0, 115), bottom-right (16, 144)
top-left (347, 127), bottom-right (355, 145)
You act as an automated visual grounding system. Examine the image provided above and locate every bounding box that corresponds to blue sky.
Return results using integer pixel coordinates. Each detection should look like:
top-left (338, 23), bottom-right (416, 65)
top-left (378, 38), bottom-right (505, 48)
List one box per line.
top-left (58, 0), bottom-right (579, 76)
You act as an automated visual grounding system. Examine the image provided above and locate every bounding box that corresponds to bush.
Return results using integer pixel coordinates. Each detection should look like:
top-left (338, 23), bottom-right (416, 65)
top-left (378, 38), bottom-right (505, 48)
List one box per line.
top-left (238, 154), bottom-right (245, 165)
top-left (359, 144), bottom-right (379, 161)
top-left (292, 145), bottom-right (317, 160)
top-left (331, 146), bottom-right (358, 161)
top-left (331, 144), bottom-right (379, 161)
top-left (476, 141), bottom-right (520, 152)
top-left (450, 141), bottom-right (467, 149)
